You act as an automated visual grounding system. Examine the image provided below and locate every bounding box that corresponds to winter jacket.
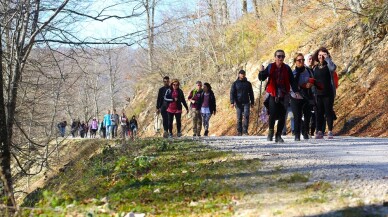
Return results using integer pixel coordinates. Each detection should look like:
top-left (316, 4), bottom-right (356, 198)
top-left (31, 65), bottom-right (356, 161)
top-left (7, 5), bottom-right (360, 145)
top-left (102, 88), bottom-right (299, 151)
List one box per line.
top-left (258, 62), bottom-right (298, 97)
top-left (290, 66), bottom-right (314, 101)
top-left (188, 89), bottom-right (203, 110)
top-left (164, 88), bottom-right (189, 112)
top-left (230, 78), bottom-right (254, 105)
top-left (156, 86), bottom-right (170, 109)
top-left (313, 57), bottom-right (337, 97)
top-left (103, 114), bottom-right (111, 127)
top-left (199, 90), bottom-right (217, 114)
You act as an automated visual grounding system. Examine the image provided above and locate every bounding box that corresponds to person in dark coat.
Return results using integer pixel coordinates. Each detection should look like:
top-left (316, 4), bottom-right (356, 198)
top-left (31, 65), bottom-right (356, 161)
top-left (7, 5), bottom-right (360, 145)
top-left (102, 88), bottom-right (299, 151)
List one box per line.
top-left (230, 70), bottom-right (254, 136)
top-left (258, 49), bottom-right (299, 143)
top-left (156, 76), bottom-right (170, 138)
top-left (164, 79), bottom-right (189, 138)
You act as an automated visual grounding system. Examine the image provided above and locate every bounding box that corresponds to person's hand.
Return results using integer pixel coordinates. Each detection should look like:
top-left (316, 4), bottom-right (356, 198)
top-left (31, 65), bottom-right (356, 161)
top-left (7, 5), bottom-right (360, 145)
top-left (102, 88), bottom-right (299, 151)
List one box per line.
top-left (190, 99), bottom-right (195, 103)
top-left (295, 92), bottom-right (301, 98)
top-left (174, 98), bottom-right (178, 101)
top-left (322, 53), bottom-right (328, 59)
top-left (306, 83), bottom-right (313, 88)
top-left (260, 65), bottom-right (264, 71)
top-left (213, 111), bottom-right (216, 115)
top-left (230, 103), bottom-right (235, 108)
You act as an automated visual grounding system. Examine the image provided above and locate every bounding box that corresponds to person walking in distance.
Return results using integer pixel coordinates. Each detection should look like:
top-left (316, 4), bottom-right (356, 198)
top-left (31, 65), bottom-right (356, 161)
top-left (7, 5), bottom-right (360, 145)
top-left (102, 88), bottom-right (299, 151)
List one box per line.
top-left (188, 81), bottom-right (204, 137)
top-left (258, 50), bottom-right (299, 143)
top-left (156, 76), bottom-right (170, 138)
top-left (103, 110), bottom-right (112, 139)
top-left (199, 82), bottom-right (216, 136)
top-left (312, 47), bottom-right (337, 139)
top-left (230, 70), bottom-right (255, 136)
top-left (120, 111), bottom-right (129, 140)
top-left (164, 79), bottom-right (189, 138)
top-left (90, 117), bottom-right (98, 138)
top-left (111, 109), bottom-right (119, 138)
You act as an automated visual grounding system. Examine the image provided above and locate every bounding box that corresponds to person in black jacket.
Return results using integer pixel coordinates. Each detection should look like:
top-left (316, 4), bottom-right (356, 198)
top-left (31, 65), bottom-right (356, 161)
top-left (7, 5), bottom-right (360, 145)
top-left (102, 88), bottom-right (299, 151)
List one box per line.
top-left (198, 83), bottom-right (216, 136)
top-left (164, 79), bottom-right (189, 138)
top-left (230, 70), bottom-right (254, 136)
top-left (156, 76), bottom-right (170, 138)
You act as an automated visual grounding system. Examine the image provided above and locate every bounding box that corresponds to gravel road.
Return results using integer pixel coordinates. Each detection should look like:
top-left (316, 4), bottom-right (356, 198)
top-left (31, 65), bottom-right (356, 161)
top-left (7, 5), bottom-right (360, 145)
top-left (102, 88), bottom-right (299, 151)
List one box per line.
top-left (201, 136), bottom-right (388, 216)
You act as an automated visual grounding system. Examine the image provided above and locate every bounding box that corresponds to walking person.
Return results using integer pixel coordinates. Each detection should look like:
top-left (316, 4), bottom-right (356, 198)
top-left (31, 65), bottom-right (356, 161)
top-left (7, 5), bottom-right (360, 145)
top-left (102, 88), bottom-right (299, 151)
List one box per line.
top-left (70, 119), bottom-right (79, 138)
top-left (103, 110), bottom-right (112, 139)
top-left (188, 81), bottom-right (203, 137)
top-left (290, 53), bottom-right (315, 141)
top-left (312, 47), bottom-right (337, 139)
top-left (90, 117), bottom-right (98, 138)
top-left (156, 76), bottom-right (170, 138)
top-left (100, 120), bottom-right (106, 139)
top-left (57, 119), bottom-right (67, 137)
top-left (164, 79), bottom-right (189, 138)
top-left (230, 70), bottom-right (254, 136)
top-left (258, 50), bottom-right (299, 142)
top-left (111, 109), bottom-right (119, 138)
top-left (199, 82), bottom-right (216, 136)
top-left (129, 115), bottom-right (139, 140)
top-left (120, 111), bottom-right (129, 140)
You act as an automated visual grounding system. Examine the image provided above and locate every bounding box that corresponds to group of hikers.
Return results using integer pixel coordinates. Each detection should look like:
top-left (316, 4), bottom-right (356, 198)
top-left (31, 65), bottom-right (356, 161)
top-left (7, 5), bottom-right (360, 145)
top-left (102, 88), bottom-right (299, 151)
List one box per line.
top-left (57, 109), bottom-right (139, 140)
top-left (156, 47), bottom-right (338, 142)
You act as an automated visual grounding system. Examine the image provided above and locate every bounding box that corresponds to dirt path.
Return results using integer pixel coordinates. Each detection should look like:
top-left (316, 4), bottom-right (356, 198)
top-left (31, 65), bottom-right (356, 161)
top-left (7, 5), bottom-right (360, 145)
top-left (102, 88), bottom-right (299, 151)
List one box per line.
top-left (201, 136), bottom-right (388, 216)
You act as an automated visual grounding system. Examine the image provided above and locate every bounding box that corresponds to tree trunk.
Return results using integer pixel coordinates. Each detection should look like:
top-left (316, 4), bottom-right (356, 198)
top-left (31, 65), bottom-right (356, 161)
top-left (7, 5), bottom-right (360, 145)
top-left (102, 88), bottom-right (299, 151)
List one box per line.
top-left (220, 0), bottom-right (229, 25)
top-left (252, 0), bottom-right (260, 18)
top-left (207, 0), bottom-right (217, 26)
top-left (241, 0), bottom-right (248, 15)
top-left (146, 0), bottom-right (156, 73)
top-left (277, 0), bottom-right (285, 33)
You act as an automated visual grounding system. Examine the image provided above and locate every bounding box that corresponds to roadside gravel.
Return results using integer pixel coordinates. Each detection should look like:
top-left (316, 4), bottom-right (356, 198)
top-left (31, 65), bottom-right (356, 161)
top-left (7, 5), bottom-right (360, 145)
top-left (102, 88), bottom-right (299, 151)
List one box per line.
top-left (201, 136), bottom-right (388, 216)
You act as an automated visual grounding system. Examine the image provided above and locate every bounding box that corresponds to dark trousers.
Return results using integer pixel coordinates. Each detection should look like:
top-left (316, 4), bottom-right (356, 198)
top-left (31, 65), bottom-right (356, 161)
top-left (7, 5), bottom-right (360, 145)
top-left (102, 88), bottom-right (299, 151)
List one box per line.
top-left (316, 95), bottom-right (334, 132)
top-left (291, 98), bottom-right (311, 137)
top-left (168, 112), bottom-right (182, 134)
top-left (161, 106), bottom-right (169, 132)
top-left (268, 96), bottom-right (287, 135)
top-left (236, 103), bottom-right (250, 134)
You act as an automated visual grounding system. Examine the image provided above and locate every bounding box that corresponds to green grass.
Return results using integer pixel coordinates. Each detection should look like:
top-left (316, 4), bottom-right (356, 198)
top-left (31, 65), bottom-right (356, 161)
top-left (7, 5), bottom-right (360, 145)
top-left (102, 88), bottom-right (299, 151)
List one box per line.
top-left (20, 138), bottom-right (262, 216)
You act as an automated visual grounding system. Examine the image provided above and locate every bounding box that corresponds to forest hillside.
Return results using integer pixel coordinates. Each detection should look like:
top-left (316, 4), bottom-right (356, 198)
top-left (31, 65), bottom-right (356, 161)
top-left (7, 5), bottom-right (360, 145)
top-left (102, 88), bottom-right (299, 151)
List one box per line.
top-left (128, 1), bottom-right (388, 137)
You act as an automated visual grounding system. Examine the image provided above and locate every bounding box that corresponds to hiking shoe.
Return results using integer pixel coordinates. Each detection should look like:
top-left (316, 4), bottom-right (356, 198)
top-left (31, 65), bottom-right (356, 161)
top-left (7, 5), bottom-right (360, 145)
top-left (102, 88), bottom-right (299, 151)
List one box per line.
top-left (163, 131), bottom-right (168, 138)
top-left (282, 131), bottom-right (287, 136)
top-left (315, 131), bottom-right (323, 139)
top-left (237, 132), bottom-right (242, 136)
top-left (204, 130), bottom-right (209, 136)
top-left (295, 136), bottom-right (300, 141)
top-left (267, 129), bottom-right (274, 141)
top-left (168, 133), bottom-right (173, 138)
top-left (303, 133), bottom-right (309, 140)
top-left (275, 135), bottom-right (284, 143)
top-left (177, 133), bottom-right (182, 137)
top-left (193, 134), bottom-right (197, 137)
top-left (327, 131), bottom-right (334, 139)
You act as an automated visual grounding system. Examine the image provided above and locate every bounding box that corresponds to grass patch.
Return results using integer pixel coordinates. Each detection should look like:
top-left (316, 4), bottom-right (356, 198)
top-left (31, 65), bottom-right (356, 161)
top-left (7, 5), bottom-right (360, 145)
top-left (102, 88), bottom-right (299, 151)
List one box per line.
top-left (278, 172), bottom-right (309, 184)
top-left (21, 138), bottom-right (262, 216)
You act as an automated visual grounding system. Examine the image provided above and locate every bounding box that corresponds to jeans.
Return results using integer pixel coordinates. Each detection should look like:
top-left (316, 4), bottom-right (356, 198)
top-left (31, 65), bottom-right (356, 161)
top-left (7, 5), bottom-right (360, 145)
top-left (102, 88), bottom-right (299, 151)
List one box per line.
top-left (191, 108), bottom-right (202, 135)
top-left (59, 127), bottom-right (66, 137)
top-left (106, 125), bottom-right (112, 139)
top-left (201, 113), bottom-right (212, 131)
top-left (111, 125), bottom-right (118, 138)
top-left (236, 103), bottom-right (250, 134)
top-left (291, 98), bottom-right (311, 137)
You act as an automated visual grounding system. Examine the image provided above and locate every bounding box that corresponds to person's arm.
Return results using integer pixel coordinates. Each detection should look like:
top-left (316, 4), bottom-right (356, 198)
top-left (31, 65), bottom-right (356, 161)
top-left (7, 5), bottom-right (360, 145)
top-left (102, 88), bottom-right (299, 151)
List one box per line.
top-left (230, 82), bottom-right (236, 105)
top-left (325, 56), bottom-right (337, 73)
top-left (288, 66), bottom-right (299, 93)
top-left (212, 92), bottom-right (217, 114)
top-left (188, 89), bottom-right (193, 100)
top-left (156, 88), bottom-right (162, 110)
top-left (249, 82), bottom-right (254, 106)
top-left (258, 65), bottom-right (270, 81)
top-left (179, 90), bottom-right (189, 111)
top-left (164, 89), bottom-right (173, 102)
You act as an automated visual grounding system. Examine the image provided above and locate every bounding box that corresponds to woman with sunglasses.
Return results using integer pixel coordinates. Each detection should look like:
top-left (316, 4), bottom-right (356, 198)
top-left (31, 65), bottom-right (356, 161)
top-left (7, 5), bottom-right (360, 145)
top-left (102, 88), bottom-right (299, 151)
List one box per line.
top-left (259, 49), bottom-right (299, 143)
top-left (290, 53), bottom-right (315, 141)
top-left (312, 47), bottom-right (337, 139)
top-left (164, 79), bottom-right (189, 138)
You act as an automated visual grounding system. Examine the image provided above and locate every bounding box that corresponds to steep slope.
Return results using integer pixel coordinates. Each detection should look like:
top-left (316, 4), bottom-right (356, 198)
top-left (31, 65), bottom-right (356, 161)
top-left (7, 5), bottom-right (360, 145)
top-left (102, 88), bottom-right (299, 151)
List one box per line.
top-left (127, 9), bottom-right (387, 138)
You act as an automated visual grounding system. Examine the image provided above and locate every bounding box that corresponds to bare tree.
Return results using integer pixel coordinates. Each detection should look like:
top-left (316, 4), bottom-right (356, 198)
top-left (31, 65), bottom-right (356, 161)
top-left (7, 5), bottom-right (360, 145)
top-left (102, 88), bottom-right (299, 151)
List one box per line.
top-left (277, 0), bottom-right (285, 33)
top-left (242, 0), bottom-right (248, 15)
top-left (252, 0), bottom-right (260, 18)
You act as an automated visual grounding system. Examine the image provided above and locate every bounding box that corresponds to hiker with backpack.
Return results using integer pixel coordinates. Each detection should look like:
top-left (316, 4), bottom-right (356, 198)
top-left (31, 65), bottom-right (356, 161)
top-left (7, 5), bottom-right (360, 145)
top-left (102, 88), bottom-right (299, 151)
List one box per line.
top-left (188, 81), bottom-right (204, 137)
top-left (230, 70), bottom-right (255, 136)
top-left (90, 117), bottom-right (98, 138)
top-left (111, 109), bottom-right (120, 138)
top-left (164, 79), bottom-right (189, 138)
top-left (199, 82), bottom-right (216, 136)
top-left (290, 53), bottom-right (316, 141)
top-left (103, 110), bottom-right (112, 139)
top-left (258, 49), bottom-right (299, 143)
top-left (312, 47), bottom-right (337, 139)
top-left (120, 111), bottom-right (129, 139)
top-left (156, 76), bottom-right (170, 138)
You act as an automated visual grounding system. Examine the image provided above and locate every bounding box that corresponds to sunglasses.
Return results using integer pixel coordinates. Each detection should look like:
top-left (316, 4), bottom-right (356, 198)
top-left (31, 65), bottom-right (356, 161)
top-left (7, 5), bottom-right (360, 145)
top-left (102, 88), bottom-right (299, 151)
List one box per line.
top-left (172, 83), bottom-right (179, 86)
top-left (296, 59), bottom-right (305, 62)
top-left (276, 55), bottom-right (285, 59)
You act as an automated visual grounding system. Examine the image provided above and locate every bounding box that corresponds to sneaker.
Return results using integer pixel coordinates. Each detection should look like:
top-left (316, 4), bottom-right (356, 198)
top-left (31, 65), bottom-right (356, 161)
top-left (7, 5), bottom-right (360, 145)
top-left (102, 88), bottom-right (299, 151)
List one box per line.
top-left (303, 133), bottom-right (309, 140)
top-left (315, 131), bottom-right (323, 139)
top-left (193, 134), bottom-right (197, 137)
top-left (267, 129), bottom-right (274, 141)
top-left (204, 130), bottom-right (209, 136)
top-left (295, 136), bottom-right (300, 141)
top-left (237, 132), bottom-right (242, 136)
top-left (275, 135), bottom-right (284, 143)
top-left (327, 131), bottom-right (334, 139)
top-left (168, 133), bottom-right (173, 138)
top-left (242, 133), bottom-right (248, 136)
top-left (282, 131), bottom-right (287, 136)
top-left (177, 133), bottom-right (182, 137)
top-left (163, 131), bottom-right (168, 138)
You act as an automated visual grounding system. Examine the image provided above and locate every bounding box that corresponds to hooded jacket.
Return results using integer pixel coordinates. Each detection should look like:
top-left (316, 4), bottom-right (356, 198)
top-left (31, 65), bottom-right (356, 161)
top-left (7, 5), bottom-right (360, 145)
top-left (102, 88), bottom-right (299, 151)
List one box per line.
top-left (230, 77), bottom-right (254, 105)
